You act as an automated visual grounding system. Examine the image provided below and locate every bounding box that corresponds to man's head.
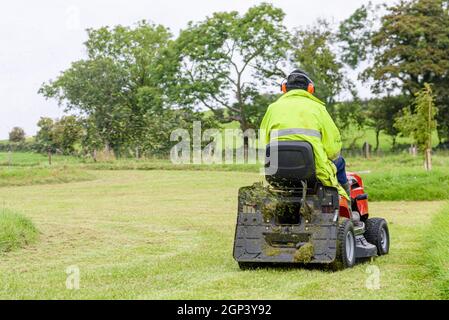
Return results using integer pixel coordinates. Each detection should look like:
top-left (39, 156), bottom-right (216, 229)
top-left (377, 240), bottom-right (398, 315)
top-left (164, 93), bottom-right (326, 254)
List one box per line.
top-left (281, 69), bottom-right (315, 94)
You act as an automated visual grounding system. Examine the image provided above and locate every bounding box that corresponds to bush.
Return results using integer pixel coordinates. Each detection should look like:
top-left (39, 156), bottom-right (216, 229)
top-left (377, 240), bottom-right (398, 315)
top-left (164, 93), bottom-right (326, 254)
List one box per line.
top-left (0, 209), bottom-right (38, 253)
top-left (0, 141), bottom-right (39, 153)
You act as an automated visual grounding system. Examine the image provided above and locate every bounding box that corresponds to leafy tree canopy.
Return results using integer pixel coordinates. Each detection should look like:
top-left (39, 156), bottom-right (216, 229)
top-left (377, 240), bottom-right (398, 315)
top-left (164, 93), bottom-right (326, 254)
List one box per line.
top-left (175, 3), bottom-right (290, 131)
top-left (9, 127), bottom-right (26, 143)
top-left (365, 0), bottom-right (449, 140)
top-left (292, 19), bottom-right (350, 111)
top-left (39, 21), bottom-right (180, 156)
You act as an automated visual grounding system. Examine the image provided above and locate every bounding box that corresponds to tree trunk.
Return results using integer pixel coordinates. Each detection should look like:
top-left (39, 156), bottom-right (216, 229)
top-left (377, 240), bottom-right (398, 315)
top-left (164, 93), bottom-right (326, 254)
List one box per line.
top-left (240, 119), bottom-right (250, 163)
top-left (364, 142), bottom-right (370, 159)
top-left (425, 94), bottom-right (432, 171)
top-left (424, 148), bottom-right (432, 171)
top-left (7, 150), bottom-right (12, 167)
top-left (243, 136), bottom-right (249, 163)
top-left (235, 70), bottom-right (249, 163)
top-left (374, 129), bottom-right (380, 152)
top-left (409, 144), bottom-right (417, 156)
top-left (48, 148), bottom-right (52, 165)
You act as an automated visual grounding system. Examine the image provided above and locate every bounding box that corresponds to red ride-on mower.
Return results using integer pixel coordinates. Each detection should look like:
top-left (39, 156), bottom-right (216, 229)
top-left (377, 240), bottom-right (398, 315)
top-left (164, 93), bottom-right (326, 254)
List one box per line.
top-left (233, 141), bottom-right (390, 269)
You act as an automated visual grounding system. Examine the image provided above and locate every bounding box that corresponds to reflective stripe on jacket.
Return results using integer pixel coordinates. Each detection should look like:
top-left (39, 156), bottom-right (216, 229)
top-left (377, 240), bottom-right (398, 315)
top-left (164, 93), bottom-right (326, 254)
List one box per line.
top-left (260, 89), bottom-right (348, 199)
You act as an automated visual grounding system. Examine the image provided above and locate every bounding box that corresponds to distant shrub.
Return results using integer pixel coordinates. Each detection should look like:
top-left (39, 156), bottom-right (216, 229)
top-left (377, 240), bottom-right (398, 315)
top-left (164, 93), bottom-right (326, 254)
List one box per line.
top-left (8, 127), bottom-right (26, 143)
top-left (0, 141), bottom-right (39, 153)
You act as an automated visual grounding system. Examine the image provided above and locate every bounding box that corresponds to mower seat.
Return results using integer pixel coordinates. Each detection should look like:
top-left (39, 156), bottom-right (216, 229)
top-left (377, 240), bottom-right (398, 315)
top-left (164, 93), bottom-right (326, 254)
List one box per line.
top-left (265, 141), bottom-right (317, 189)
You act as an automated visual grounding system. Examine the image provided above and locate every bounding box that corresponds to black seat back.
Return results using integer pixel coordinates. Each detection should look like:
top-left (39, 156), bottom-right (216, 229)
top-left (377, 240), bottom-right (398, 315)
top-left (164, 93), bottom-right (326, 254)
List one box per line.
top-left (265, 141), bottom-right (316, 189)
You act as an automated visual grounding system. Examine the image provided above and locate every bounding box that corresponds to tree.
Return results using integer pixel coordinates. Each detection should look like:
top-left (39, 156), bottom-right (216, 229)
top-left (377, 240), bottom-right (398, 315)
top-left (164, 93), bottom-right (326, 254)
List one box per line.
top-left (9, 127), bottom-right (26, 143)
top-left (337, 2), bottom-right (378, 68)
top-left (395, 83), bottom-right (437, 170)
top-left (332, 100), bottom-right (368, 149)
top-left (35, 117), bottom-right (56, 164)
top-left (53, 115), bottom-right (83, 155)
top-left (291, 19), bottom-right (370, 148)
top-left (39, 21), bottom-right (178, 157)
top-left (292, 19), bottom-right (349, 113)
top-left (363, 0), bottom-right (449, 141)
top-left (81, 116), bottom-right (104, 161)
top-left (366, 95), bottom-right (411, 151)
top-left (243, 93), bottom-right (280, 130)
top-left (40, 58), bottom-right (130, 156)
top-left (175, 3), bottom-right (290, 160)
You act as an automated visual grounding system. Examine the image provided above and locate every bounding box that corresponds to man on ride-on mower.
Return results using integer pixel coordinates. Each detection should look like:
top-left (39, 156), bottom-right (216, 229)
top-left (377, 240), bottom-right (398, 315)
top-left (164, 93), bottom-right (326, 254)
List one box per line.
top-left (260, 69), bottom-right (350, 199)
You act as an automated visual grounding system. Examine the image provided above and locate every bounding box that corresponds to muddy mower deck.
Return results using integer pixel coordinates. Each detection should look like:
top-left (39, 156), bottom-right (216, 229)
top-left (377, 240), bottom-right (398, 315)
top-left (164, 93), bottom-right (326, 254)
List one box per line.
top-left (233, 141), bottom-right (390, 269)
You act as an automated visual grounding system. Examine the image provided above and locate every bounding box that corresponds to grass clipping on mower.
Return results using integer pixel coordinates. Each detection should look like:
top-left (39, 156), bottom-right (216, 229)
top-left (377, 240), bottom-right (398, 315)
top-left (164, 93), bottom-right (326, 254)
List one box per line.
top-left (242, 182), bottom-right (278, 220)
top-left (243, 182), bottom-right (299, 222)
top-left (293, 242), bottom-right (314, 263)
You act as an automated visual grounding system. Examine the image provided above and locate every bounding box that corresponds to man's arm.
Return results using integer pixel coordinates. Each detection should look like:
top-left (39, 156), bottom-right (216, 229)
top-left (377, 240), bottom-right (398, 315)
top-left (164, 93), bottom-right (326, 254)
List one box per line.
top-left (320, 106), bottom-right (342, 160)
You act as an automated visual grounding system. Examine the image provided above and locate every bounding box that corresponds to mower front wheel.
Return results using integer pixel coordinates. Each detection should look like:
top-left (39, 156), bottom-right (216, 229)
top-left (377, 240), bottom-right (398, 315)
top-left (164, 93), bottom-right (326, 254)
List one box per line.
top-left (365, 218), bottom-right (390, 255)
top-left (332, 218), bottom-right (356, 270)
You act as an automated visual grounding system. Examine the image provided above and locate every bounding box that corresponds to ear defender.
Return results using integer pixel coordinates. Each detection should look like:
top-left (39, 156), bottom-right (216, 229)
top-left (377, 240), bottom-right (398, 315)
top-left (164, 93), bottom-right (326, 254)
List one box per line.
top-left (281, 82), bottom-right (287, 93)
top-left (281, 74), bottom-right (314, 94)
top-left (307, 83), bottom-right (315, 94)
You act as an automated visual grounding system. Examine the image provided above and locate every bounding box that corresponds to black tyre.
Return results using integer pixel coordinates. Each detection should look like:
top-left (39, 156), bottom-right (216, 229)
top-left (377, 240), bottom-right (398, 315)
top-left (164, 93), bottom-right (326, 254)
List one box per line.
top-left (332, 218), bottom-right (356, 270)
top-left (365, 218), bottom-right (390, 255)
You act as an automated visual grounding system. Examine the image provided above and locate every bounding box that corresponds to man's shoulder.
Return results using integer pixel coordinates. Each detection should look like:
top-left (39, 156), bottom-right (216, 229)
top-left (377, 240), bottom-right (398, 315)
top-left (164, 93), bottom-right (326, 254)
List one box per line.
top-left (269, 91), bottom-right (327, 112)
top-left (291, 95), bottom-right (327, 111)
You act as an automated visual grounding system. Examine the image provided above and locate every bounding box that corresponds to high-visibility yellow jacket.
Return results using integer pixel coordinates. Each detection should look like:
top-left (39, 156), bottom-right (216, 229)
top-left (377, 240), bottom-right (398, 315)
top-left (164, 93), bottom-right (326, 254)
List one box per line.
top-left (260, 89), bottom-right (348, 199)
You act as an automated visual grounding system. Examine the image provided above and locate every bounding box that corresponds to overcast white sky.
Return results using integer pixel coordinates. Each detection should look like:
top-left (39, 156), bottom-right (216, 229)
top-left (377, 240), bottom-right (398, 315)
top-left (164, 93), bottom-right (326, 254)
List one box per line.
top-left (0, 0), bottom-right (397, 139)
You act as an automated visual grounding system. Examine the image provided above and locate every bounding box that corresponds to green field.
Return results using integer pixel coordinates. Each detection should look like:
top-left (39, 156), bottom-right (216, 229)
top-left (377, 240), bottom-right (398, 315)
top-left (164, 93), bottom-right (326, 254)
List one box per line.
top-left (0, 168), bottom-right (447, 299)
top-left (0, 151), bottom-right (81, 167)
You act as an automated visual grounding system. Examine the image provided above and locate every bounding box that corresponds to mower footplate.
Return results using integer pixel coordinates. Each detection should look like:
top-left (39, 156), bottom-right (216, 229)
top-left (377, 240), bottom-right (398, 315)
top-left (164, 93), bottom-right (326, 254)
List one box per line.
top-left (355, 235), bottom-right (377, 258)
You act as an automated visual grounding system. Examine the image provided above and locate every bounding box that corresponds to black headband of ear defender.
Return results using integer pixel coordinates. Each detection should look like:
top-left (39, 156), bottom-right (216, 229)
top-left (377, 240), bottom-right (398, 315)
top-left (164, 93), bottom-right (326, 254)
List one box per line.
top-left (287, 70), bottom-right (314, 88)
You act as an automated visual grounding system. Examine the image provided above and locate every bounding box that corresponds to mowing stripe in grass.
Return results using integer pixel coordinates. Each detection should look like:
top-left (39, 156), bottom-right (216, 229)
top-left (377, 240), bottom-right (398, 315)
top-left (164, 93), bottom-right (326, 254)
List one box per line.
top-left (422, 202), bottom-right (449, 299)
top-left (0, 167), bottom-right (94, 187)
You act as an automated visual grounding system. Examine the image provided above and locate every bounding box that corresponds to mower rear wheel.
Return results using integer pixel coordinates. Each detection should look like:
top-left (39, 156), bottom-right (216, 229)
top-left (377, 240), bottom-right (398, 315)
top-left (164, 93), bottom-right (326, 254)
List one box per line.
top-left (332, 218), bottom-right (356, 270)
top-left (365, 218), bottom-right (390, 255)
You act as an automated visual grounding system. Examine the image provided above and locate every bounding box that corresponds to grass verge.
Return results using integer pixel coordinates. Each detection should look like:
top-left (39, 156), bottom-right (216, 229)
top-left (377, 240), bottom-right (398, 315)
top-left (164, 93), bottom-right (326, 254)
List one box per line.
top-left (0, 208), bottom-right (38, 253)
top-left (422, 203), bottom-right (449, 299)
top-left (361, 168), bottom-right (449, 201)
top-left (0, 167), bottom-right (94, 187)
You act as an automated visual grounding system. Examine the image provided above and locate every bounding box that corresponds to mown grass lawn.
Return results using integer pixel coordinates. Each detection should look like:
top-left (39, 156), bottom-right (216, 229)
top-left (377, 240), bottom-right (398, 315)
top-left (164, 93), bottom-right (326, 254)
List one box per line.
top-left (0, 170), bottom-right (446, 299)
